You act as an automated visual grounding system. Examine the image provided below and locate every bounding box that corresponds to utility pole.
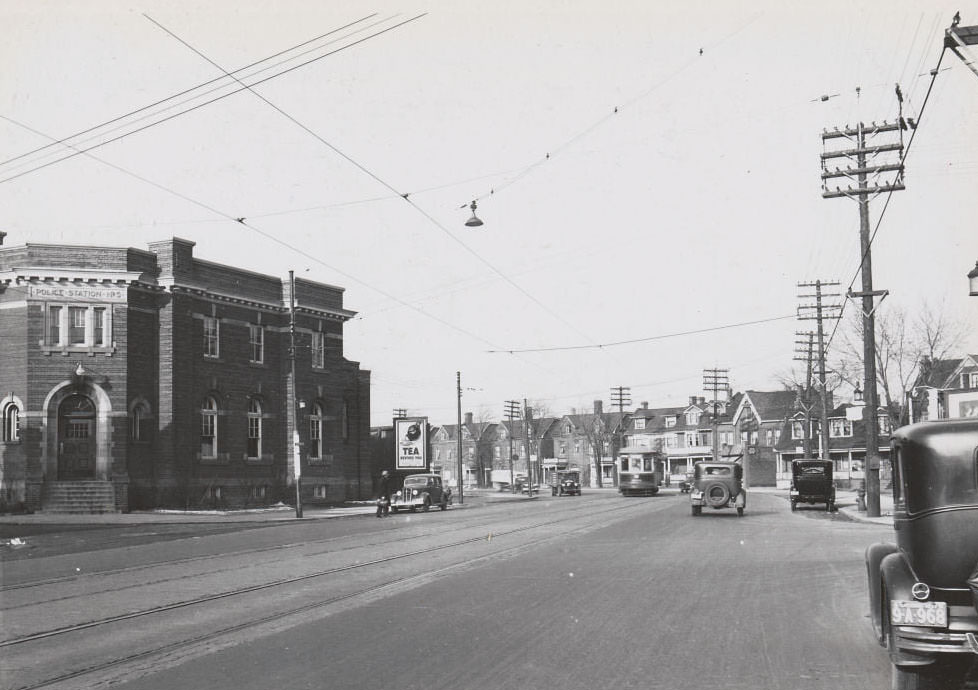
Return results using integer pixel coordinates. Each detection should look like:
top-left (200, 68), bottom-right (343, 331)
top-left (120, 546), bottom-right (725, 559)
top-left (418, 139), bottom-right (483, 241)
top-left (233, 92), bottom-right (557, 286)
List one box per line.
top-left (505, 400), bottom-right (521, 493)
top-left (793, 332), bottom-right (817, 458)
top-left (288, 270), bottom-right (302, 519)
top-left (797, 280), bottom-right (841, 464)
top-left (821, 88), bottom-right (906, 518)
top-left (456, 372), bottom-right (463, 505)
top-left (610, 386), bottom-right (631, 487)
top-left (702, 369), bottom-right (729, 462)
top-left (523, 400), bottom-right (534, 492)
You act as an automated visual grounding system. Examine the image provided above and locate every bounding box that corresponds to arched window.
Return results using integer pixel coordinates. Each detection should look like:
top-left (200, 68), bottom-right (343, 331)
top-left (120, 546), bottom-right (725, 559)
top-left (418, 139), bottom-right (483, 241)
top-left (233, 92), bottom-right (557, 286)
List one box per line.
top-left (130, 401), bottom-right (151, 442)
top-left (247, 398), bottom-right (263, 459)
top-left (309, 402), bottom-right (324, 459)
top-left (2, 403), bottom-right (20, 442)
top-left (201, 396), bottom-right (218, 458)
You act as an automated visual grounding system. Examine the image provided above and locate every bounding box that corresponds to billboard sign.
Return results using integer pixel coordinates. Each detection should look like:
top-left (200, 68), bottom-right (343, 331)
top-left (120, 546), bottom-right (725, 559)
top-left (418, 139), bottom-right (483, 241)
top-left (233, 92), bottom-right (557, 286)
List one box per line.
top-left (395, 417), bottom-right (428, 470)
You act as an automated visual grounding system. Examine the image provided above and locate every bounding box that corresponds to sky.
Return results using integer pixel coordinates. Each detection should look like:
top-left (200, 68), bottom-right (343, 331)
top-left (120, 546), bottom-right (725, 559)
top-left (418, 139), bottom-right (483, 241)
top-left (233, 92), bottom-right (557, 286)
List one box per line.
top-left (3, 0), bottom-right (977, 426)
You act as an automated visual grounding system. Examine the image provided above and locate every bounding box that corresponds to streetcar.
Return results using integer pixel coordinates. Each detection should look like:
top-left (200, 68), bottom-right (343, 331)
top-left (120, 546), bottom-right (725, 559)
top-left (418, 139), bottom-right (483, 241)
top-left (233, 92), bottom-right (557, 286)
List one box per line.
top-left (617, 449), bottom-right (663, 496)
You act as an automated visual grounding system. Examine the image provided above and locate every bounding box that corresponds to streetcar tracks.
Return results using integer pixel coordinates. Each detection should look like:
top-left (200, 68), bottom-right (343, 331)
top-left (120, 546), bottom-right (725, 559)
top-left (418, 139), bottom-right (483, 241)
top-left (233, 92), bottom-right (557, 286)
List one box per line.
top-left (4, 498), bottom-right (659, 690)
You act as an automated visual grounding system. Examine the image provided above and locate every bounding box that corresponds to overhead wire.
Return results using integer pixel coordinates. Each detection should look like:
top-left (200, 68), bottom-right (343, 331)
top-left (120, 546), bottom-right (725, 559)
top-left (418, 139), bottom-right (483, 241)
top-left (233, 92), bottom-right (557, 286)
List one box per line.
top-left (0, 14), bottom-right (425, 185)
top-left (822, 30), bottom-right (950, 357)
top-left (0, 14), bottom-right (379, 170)
top-left (143, 14), bottom-right (607, 358)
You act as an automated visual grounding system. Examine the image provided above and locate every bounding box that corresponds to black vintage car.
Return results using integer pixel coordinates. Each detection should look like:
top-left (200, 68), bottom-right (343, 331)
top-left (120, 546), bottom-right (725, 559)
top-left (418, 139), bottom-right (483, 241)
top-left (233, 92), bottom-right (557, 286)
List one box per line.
top-left (390, 473), bottom-right (451, 513)
top-left (865, 418), bottom-right (978, 689)
top-left (690, 461), bottom-right (746, 517)
top-left (551, 470), bottom-right (581, 496)
top-left (789, 459), bottom-right (835, 511)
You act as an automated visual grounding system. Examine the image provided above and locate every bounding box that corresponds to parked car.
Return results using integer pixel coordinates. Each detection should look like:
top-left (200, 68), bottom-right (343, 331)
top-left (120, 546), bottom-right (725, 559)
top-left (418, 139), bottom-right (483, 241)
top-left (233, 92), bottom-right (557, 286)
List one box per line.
top-left (690, 461), bottom-right (746, 517)
top-left (789, 459), bottom-right (835, 511)
top-left (551, 470), bottom-right (581, 496)
top-left (865, 418), bottom-right (978, 689)
top-left (391, 473), bottom-right (450, 512)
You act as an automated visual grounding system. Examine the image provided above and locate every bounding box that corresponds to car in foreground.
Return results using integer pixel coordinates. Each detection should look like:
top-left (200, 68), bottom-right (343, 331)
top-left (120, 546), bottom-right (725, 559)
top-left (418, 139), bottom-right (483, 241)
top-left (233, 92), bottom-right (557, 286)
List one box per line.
top-left (391, 473), bottom-right (451, 513)
top-left (690, 461), bottom-right (746, 517)
top-left (789, 459), bottom-right (835, 511)
top-left (551, 470), bottom-right (581, 496)
top-left (865, 418), bottom-right (978, 689)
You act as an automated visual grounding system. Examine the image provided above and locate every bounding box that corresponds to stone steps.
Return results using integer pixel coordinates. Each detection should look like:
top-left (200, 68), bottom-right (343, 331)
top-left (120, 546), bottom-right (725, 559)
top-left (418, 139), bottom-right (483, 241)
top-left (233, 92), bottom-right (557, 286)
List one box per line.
top-left (42, 481), bottom-right (117, 514)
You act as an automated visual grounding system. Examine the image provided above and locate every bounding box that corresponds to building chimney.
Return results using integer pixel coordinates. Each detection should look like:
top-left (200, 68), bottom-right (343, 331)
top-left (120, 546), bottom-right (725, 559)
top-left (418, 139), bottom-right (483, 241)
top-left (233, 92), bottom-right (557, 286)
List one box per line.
top-left (689, 396), bottom-right (697, 406)
top-left (594, 400), bottom-right (603, 414)
top-left (642, 401), bottom-right (649, 409)
top-left (464, 412), bottom-right (473, 425)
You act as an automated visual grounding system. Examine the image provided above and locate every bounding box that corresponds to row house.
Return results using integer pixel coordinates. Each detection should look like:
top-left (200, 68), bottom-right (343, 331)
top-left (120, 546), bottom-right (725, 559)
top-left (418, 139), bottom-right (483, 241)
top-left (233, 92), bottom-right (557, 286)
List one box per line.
top-left (907, 354), bottom-right (978, 422)
top-left (429, 413), bottom-right (496, 488)
top-left (730, 390), bottom-right (799, 486)
top-left (775, 399), bottom-right (892, 489)
top-left (551, 401), bottom-right (626, 487)
top-left (0, 238), bottom-right (371, 512)
top-left (622, 395), bottom-right (740, 481)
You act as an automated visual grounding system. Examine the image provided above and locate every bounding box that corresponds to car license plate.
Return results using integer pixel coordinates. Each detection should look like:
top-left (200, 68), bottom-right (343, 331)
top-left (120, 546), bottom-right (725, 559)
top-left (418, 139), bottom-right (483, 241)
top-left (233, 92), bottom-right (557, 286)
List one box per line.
top-left (891, 600), bottom-right (948, 627)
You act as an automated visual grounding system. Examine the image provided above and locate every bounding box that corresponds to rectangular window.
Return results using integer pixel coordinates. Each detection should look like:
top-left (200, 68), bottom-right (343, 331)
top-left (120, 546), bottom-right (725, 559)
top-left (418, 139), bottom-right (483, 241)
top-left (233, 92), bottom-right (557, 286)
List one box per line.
top-left (48, 306), bottom-right (62, 344)
top-left (249, 324), bottom-right (264, 363)
top-left (251, 485), bottom-right (266, 499)
top-left (685, 432), bottom-right (696, 447)
top-left (643, 457), bottom-right (653, 472)
top-left (792, 421), bottom-right (804, 440)
top-left (665, 416), bottom-right (677, 428)
top-left (312, 332), bottom-right (326, 368)
top-left (93, 308), bottom-right (105, 346)
top-left (878, 415), bottom-right (891, 435)
top-left (829, 419), bottom-right (852, 437)
top-left (203, 317), bottom-right (219, 357)
top-left (309, 418), bottom-right (321, 459)
top-left (634, 418), bottom-right (646, 430)
top-left (69, 307), bottom-right (86, 345)
top-left (247, 417), bottom-right (261, 458)
top-left (201, 415), bottom-right (216, 457)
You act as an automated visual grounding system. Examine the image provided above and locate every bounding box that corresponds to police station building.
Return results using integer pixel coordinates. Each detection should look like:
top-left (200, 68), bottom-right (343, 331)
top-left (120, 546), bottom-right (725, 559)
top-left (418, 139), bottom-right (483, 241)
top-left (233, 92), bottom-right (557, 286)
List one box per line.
top-left (0, 237), bottom-right (371, 513)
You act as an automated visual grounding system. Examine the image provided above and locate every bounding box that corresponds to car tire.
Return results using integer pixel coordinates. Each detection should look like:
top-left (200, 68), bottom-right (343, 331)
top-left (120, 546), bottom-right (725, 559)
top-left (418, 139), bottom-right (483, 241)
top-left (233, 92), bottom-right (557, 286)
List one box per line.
top-left (705, 483), bottom-right (730, 507)
top-left (790, 500), bottom-right (797, 511)
top-left (737, 507), bottom-right (744, 517)
top-left (421, 495), bottom-right (430, 512)
top-left (440, 497), bottom-right (448, 511)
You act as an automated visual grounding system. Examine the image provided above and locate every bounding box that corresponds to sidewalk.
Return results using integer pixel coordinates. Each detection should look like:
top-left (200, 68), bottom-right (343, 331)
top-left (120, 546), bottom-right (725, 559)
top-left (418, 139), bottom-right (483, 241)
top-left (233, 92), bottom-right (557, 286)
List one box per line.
top-left (0, 487), bottom-right (533, 527)
top-left (749, 486), bottom-right (894, 526)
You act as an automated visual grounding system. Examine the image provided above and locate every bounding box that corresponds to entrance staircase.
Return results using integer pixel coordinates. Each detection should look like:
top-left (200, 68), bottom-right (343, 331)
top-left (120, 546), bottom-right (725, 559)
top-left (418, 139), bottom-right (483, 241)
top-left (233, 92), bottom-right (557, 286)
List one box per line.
top-left (42, 481), bottom-right (117, 514)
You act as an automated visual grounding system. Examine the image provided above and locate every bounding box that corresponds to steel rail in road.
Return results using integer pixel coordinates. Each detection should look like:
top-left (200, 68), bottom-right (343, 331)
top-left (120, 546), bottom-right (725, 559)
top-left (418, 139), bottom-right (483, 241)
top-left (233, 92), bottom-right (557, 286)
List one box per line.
top-left (2, 497), bottom-right (664, 690)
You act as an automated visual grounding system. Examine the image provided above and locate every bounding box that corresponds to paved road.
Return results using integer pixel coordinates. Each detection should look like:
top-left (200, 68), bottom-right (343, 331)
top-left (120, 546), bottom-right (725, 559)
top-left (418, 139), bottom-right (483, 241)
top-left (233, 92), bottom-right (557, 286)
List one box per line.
top-left (2, 490), bottom-right (899, 690)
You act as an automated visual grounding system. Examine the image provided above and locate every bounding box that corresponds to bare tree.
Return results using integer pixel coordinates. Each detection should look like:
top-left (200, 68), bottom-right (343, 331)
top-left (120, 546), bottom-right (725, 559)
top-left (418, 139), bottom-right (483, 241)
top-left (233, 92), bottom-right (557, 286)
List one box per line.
top-left (832, 299), bottom-right (967, 427)
top-left (579, 414), bottom-right (621, 489)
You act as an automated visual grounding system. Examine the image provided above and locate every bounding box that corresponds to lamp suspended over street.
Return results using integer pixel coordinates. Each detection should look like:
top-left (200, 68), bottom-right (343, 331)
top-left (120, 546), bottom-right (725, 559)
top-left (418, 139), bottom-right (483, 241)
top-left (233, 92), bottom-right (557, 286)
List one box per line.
top-left (968, 261), bottom-right (978, 296)
top-left (464, 200), bottom-right (483, 227)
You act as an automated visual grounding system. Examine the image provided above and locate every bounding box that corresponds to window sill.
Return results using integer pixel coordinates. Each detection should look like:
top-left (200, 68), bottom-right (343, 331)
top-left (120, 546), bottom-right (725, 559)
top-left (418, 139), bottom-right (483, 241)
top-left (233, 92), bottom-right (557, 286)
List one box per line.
top-left (244, 454), bottom-right (274, 465)
top-left (198, 453), bottom-right (230, 465)
top-left (40, 344), bottom-right (117, 357)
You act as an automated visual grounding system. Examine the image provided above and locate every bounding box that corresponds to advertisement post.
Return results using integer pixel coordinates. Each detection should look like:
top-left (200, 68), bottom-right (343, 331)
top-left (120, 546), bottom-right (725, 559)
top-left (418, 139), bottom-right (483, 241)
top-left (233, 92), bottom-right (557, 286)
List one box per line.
top-left (395, 417), bottom-right (428, 471)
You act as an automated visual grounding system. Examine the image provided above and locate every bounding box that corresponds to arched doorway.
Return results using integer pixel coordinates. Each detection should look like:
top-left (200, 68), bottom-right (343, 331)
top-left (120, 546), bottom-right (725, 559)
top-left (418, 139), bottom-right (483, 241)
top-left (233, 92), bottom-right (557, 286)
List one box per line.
top-left (58, 394), bottom-right (96, 479)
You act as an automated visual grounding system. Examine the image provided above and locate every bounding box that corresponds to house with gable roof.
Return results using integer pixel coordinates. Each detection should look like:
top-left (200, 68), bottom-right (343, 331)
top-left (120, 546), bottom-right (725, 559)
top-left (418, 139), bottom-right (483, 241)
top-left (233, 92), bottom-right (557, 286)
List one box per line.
top-left (429, 412), bottom-right (496, 488)
top-left (907, 354), bottom-right (978, 422)
top-left (730, 390), bottom-right (799, 486)
top-left (552, 401), bottom-right (627, 487)
top-left (774, 395), bottom-right (891, 489)
top-left (623, 395), bottom-right (740, 481)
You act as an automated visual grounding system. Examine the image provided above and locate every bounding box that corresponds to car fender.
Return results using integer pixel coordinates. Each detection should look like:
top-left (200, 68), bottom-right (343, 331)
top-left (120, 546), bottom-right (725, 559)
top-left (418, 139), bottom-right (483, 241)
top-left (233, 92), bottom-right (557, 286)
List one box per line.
top-left (880, 550), bottom-right (934, 666)
top-left (866, 542), bottom-right (899, 645)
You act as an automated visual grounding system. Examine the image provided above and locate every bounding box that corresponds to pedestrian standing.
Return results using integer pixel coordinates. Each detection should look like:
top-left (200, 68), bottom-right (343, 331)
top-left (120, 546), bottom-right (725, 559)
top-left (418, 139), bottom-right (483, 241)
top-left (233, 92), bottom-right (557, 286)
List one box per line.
top-left (376, 470), bottom-right (391, 517)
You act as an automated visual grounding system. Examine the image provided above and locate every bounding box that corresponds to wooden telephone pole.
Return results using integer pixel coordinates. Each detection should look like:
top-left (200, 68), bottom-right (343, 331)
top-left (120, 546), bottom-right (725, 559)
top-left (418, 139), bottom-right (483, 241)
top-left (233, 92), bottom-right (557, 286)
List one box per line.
top-left (820, 90), bottom-right (906, 517)
top-left (797, 280), bottom-right (841, 463)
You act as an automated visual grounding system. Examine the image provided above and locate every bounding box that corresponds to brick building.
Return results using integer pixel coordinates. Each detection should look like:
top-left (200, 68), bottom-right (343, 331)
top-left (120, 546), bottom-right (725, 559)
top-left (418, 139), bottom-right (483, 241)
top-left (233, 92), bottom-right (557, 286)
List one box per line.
top-left (0, 238), bottom-right (370, 513)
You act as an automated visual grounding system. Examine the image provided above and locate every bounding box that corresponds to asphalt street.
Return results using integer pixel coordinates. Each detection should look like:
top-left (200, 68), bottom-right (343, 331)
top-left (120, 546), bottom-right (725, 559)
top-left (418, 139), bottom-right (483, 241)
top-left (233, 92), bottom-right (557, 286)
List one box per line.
top-left (0, 488), bottom-right (901, 690)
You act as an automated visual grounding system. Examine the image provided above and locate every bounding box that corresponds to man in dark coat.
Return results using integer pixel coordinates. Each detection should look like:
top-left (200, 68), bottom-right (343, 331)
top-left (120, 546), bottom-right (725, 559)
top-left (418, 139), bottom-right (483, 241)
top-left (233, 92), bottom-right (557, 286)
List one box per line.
top-left (376, 470), bottom-right (391, 517)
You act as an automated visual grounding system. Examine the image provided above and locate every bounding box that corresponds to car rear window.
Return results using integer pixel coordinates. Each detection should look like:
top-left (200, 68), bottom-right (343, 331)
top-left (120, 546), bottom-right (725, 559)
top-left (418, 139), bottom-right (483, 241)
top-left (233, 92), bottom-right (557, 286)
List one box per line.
top-left (801, 467), bottom-right (826, 475)
top-left (404, 477), bottom-right (428, 486)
